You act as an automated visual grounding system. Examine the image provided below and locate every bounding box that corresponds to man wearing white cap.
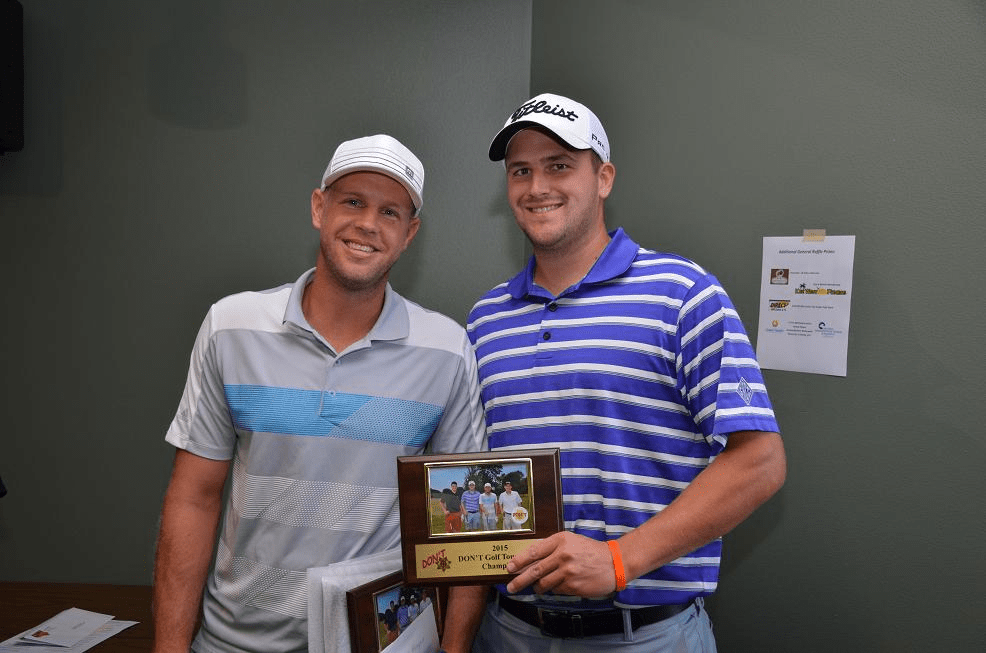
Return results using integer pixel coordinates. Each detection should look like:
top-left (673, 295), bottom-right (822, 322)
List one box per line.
top-left (153, 135), bottom-right (486, 653)
top-left (461, 94), bottom-right (787, 651)
top-left (479, 482), bottom-right (498, 531)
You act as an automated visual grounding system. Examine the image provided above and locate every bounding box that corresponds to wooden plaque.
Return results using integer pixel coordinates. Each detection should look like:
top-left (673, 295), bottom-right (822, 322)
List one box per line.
top-left (396, 448), bottom-right (563, 585)
top-left (346, 571), bottom-right (444, 653)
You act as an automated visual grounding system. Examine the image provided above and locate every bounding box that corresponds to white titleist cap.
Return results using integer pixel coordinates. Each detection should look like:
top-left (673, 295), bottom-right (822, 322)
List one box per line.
top-left (320, 134), bottom-right (424, 215)
top-left (489, 92), bottom-right (610, 163)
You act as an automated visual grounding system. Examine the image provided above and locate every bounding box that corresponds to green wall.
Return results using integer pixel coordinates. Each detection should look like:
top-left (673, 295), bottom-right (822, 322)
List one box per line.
top-left (531, 1), bottom-right (985, 650)
top-left (0, 0), bottom-right (531, 583)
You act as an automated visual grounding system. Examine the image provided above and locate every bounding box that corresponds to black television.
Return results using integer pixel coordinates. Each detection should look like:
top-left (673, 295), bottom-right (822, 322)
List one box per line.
top-left (0, 0), bottom-right (24, 153)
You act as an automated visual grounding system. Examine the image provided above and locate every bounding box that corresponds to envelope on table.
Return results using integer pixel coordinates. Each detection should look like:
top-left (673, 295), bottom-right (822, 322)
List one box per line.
top-left (22, 608), bottom-right (114, 647)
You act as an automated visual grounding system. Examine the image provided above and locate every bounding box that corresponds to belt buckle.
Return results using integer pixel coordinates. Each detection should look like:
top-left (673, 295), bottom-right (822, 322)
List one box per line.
top-left (536, 607), bottom-right (584, 638)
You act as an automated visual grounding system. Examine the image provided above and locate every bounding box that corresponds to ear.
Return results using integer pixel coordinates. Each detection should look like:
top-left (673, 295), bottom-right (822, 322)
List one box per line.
top-left (597, 162), bottom-right (616, 200)
top-left (311, 188), bottom-right (325, 229)
top-left (401, 216), bottom-right (422, 251)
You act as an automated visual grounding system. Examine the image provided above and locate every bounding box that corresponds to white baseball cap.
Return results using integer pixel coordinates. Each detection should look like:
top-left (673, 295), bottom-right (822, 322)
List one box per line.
top-left (320, 134), bottom-right (424, 215)
top-left (489, 92), bottom-right (610, 163)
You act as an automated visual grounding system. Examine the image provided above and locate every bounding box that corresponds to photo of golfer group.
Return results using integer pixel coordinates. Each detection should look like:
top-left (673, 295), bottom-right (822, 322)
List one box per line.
top-left (373, 585), bottom-right (438, 652)
top-left (426, 461), bottom-right (533, 536)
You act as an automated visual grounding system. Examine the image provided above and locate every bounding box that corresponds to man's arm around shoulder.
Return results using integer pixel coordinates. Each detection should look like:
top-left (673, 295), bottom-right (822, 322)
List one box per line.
top-left (152, 449), bottom-right (230, 653)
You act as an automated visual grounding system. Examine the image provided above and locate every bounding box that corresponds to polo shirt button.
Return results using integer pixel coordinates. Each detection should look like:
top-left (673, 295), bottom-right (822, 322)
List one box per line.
top-left (547, 303), bottom-right (558, 312)
top-left (542, 332), bottom-right (551, 341)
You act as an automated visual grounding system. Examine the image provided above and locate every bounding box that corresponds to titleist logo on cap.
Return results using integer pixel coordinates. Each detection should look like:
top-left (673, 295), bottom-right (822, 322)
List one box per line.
top-left (489, 92), bottom-right (610, 162)
top-left (510, 99), bottom-right (579, 124)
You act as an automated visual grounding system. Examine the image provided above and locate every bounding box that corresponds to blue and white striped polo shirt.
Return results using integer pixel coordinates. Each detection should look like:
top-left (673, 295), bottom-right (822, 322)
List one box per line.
top-left (166, 268), bottom-right (486, 652)
top-left (466, 228), bottom-right (778, 607)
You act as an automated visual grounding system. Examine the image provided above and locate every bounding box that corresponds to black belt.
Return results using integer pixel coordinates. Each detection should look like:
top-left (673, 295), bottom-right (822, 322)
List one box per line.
top-left (498, 595), bottom-right (693, 638)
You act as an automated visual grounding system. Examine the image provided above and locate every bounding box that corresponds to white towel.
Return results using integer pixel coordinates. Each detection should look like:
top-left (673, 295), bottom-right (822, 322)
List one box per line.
top-left (307, 548), bottom-right (403, 653)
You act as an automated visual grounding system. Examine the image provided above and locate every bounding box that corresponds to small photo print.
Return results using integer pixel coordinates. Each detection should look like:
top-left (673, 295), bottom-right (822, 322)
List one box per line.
top-left (770, 268), bottom-right (790, 285)
top-left (373, 584), bottom-right (440, 652)
top-left (426, 460), bottom-right (533, 536)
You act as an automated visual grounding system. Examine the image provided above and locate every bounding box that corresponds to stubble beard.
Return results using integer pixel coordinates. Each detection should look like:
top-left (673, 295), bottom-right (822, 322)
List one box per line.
top-left (517, 208), bottom-right (596, 256)
top-left (321, 242), bottom-right (394, 294)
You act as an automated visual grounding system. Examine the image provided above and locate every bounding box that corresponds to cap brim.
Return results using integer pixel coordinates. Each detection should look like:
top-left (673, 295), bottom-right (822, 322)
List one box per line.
top-left (488, 120), bottom-right (596, 162)
top-left (322, 165), bottom-right (421, 215)
top-left (488, 120), bottom-right (542, 161)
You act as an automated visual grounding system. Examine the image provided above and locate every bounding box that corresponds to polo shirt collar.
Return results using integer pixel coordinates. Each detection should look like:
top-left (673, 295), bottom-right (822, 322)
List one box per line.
top-left (505, 227), bottom-right (638, 299)
top-left (283, 268), bottom-right (409, 345)
top-left (371, 284), bottom-right (410, 341)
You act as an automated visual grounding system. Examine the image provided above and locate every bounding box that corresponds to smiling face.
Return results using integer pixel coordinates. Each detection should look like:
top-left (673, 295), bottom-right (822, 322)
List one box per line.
top-left (310, 171), bottom-right (420, 294)
top-left (504, 128), bottom-right (614, 257)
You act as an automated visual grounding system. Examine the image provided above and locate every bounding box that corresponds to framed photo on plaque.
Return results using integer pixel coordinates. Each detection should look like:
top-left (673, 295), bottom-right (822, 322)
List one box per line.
top-left (346, 571), bottom-right (443, 653)
top-left (396, 448), bottom-right (563, 585)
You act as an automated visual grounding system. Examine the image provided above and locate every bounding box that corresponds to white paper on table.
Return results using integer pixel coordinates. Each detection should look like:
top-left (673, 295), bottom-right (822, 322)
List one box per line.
top-left (19, 608), bottom-right (113, 647)
top-left (755, 235), bottom-right (856, 376)
top-left (0, 619), bottom-right (137, 653)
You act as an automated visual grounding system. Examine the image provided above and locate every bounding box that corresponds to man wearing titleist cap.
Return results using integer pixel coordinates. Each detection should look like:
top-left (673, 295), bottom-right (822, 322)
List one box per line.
top-left (479, 482), bottom-right (498, 530)
top-left (152, 134), bottom-right (486, 653)
top-left (460, 94), bottom-right (787, 651)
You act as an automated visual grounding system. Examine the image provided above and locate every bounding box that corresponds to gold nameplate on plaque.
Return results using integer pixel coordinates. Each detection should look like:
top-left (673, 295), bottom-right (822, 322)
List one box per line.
top-left (414, 539), bottom-right (539, 579)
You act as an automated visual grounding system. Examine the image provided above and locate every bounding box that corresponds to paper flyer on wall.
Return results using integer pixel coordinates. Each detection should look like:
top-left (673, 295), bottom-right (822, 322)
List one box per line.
top-left (755, 235), bottom-right (856, 376)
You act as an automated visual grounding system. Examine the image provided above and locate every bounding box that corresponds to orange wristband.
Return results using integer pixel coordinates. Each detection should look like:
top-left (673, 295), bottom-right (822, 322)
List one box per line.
top-left (607, 540), bottom-right (627, 591)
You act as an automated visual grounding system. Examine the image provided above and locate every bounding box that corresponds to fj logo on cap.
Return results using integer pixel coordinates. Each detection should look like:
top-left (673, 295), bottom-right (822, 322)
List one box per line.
top-left (510, 99), bottom-right (579, 124)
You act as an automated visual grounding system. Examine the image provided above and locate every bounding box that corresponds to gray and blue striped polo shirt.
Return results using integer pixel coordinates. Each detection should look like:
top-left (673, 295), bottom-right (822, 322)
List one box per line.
top-left (166, 268), bottom-right (486, 652)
